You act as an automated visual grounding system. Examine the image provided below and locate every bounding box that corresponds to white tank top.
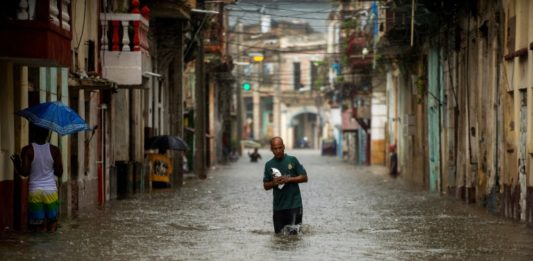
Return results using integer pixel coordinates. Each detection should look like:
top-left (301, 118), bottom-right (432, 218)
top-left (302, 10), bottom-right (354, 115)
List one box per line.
top-left (29, 143), bottom-right (57, 191)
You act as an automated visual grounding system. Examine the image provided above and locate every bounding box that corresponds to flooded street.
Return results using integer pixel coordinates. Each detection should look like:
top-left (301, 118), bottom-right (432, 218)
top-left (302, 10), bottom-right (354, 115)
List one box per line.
top-left (2, 150), bottom-right (533, 260)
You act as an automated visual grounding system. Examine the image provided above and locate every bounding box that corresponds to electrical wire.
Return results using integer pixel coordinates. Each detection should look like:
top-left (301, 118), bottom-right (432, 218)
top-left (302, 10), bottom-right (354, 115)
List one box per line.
top-left (75, 0), bottom-right (87, 50)
top-left (243, 2), bottom-right (337, 14)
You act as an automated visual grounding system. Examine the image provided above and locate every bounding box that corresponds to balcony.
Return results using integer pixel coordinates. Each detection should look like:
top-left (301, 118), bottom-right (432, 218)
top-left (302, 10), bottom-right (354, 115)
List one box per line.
top-left (0, 0), bottom-right (72, 67)
top-left (204, 8), bottom-right (223, 55)
top-left (346, 32), bottom-right (373, 72)
top-left (100, 12), bottom-right (150, 86)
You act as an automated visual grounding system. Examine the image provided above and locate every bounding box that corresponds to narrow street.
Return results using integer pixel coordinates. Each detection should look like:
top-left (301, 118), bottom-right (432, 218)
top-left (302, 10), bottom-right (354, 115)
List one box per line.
top-left (1, 150), bottom-right (533, 260)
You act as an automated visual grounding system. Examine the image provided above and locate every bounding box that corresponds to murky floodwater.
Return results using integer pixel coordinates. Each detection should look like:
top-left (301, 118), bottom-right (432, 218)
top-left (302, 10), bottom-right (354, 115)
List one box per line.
top-left (2, 150), bottom-right (533, 260)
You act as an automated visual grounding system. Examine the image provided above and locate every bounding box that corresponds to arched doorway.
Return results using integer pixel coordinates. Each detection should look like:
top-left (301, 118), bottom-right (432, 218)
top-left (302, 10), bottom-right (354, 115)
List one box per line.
top-left (291, 112), bottom-right (318, 149)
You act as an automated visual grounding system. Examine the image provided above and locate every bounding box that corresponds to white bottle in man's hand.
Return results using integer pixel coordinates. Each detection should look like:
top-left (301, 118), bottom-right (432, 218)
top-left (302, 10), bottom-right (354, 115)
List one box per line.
top-left (271, 168), bottom-right (284, 189)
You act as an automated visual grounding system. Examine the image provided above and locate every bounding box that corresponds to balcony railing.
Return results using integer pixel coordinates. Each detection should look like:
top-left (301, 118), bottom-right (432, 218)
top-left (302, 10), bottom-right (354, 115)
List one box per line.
top-left (0, 0), bottom-right (72, 66)
top-left (100, 10), bottom-right (150, 86)
top-left (100, 13), bottom-right (149, 52)
top-left (12, 0), bottom-right (71, 31)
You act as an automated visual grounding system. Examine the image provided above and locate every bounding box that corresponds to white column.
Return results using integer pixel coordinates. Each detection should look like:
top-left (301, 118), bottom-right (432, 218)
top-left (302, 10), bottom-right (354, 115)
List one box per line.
top-left (154, 81), bottom-right (160, 132)
top-left (49, 0), bottom-right (60, 26)
top-left (60, 68), bottom-right (69, 183)
top-left (0, 62), bottom-right (15, 182)
top-left (28, 0), bottom-right (36, 19)
top-left (159, 87), bottom-right (164, 133)
top-left (39, 67), bottom-right (48, 103)
top-left (100, 20), bottom-right (108, 51)
top-left (19, 66), bottom-right (29, 148)
top-left (147, 77), bottom-right (153, 128)
top-left (287, 127), bottom-right (294, 149)
top-left (17, 0), bottom-right (29, 20)
top-left (253, 88), bottom-right (260, 140)
top-left (61, 0), bottom-right (71, 31)
top-left (121, 21), bottom-right (131, 51)
top-left (273, 95), bottom-right (280, 136)
top-left (280, 107), bottom-right (288, 147)
top-left (77, 89), bottom-right (85, 181)
top-left (49, 67), bottom-right (58, 145)
top-left (49, 67), bottom-right (58, 101)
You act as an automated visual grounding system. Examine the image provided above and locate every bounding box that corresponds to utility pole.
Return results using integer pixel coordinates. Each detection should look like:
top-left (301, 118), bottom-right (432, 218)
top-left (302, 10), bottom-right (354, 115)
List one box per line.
top-left (173, 21), bottom-right (185, 187)
top-left (235, 21), bottom-right (245, 154)
top-left (273, 50), bottom-right (281, 137)
top-left (194, 4), bottom-right (207, 179)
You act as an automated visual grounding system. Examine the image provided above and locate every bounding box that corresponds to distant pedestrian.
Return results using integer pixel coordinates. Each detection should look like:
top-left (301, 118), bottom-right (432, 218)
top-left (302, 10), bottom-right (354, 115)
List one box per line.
top-left (389, 144), bottom-right (398, 178)
top-left (248, 148), bottom-right (262, 162)
top-left (20, 125), bottom-right (63, 233)
top-left (229, 149), bottom-right (239, 162)
top-left (263, 137), bottom-right (308, 234)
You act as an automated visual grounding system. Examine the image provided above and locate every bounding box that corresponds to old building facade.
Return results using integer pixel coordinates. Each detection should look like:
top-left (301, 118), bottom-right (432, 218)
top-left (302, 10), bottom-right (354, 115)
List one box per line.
top-left (231, 16), bottom-right (331, 150)
top-left (0, 0), bottom-right (234, 232)
top-left (375, 0), bottom-right (533, 224)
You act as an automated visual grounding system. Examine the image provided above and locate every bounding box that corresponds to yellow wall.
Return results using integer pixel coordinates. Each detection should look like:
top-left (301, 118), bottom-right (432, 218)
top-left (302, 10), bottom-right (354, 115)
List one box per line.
top-left (71, 0), bottom-right (99, 72)
top-left (0, 61), bottom-right (14, 182)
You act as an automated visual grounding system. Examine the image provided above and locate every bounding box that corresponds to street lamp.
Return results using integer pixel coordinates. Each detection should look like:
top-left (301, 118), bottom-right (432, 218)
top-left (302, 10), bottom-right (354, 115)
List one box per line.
top-left (191, 8), bottom-right (219, 15)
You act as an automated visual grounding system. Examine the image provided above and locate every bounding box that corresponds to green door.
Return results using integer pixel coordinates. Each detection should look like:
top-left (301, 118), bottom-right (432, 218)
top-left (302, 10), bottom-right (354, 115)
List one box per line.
top-left (427, 49), bottom-right (442, 192)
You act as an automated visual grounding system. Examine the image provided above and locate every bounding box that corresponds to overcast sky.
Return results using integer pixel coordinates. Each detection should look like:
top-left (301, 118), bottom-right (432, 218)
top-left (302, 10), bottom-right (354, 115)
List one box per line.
top-left (227, 0), bottom-right (337, 33)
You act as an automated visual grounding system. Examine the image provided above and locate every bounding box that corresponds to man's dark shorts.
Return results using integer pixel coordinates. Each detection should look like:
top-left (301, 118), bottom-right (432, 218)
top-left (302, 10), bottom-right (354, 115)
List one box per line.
top-left (273, 207), bottom-right (302, 234)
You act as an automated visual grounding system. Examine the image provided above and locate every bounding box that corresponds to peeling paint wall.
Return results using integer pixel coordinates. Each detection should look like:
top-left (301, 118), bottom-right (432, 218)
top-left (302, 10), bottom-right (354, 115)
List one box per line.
top-left (385, 0), bottom-right (514, 209)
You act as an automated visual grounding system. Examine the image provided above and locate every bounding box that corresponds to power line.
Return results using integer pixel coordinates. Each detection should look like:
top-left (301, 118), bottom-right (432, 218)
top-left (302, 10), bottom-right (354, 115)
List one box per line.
top-left (232, 5), bottom-right (336, 13)
top-left (230, 18), bottom-right (332, 30)
top-left (229, 9), bottom-right (337, 21)
top-left (227, 41), bottom-right (334, 55)
top-left (228, 30), bottom-right (419, 51)
top-left (229, 5), bottom-right (387, 22)
top-left (234, 71), bottom-right (380, 79)
top-left (238, 0), bottom-right (333, 5)
top-left (230, 12), bottom-right (391, 23)
top-left (231, 3), bottom-right (336, 14)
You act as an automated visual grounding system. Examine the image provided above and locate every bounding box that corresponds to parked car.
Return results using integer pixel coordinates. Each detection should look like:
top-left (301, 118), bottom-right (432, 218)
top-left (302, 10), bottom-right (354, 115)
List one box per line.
top-left (321, 139), bottom-right (337, 156)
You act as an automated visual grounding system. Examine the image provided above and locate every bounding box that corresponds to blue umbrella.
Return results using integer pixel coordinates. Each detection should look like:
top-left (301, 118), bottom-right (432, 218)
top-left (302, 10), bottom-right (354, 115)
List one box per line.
top-left (16, 101), bottom-right (93, 136)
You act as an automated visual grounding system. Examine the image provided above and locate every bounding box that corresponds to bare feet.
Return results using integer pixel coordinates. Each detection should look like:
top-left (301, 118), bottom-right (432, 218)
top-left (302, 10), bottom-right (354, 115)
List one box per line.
top-left (35, 224), bottom-right (47, 232)
top-left (47, 221), bottom-right (57, 233)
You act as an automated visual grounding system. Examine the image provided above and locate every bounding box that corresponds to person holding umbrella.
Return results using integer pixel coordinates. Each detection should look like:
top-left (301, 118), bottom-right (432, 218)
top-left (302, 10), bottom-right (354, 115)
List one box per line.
top-left (20, 124), bottom-right (63, 232)
top-left (14, 101), bottom-right (91, 232)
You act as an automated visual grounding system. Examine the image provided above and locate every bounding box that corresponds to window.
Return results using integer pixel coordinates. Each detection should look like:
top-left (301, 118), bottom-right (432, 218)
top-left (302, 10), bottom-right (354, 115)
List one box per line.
top-left (311, 61), bottom-right (318, 89)
top-left (293, 62), bottom-right (301, 90)
top-left (263, 63), bottom-right (274, 84)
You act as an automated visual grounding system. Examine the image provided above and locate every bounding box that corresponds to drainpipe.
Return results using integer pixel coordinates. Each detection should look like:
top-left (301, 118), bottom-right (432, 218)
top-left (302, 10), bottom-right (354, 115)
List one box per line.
top-left (491, 7), bottom-right (502, 213)
top-left (195, 14), bottom-right (207, 180)
top-left (465, 14), bottom-right (470, 165)
top-left (97, 103), bottom-right (107, 205)
top-left (464, 13), bottom-right (472, 200)
top-left (438, 38), bottom-right (443, 194)
top-left (410, 0), bottom-right (416, 47)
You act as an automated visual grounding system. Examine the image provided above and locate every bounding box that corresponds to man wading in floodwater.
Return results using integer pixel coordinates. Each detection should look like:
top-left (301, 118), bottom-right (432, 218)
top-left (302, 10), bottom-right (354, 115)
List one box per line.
top-left (263, 137), bottom-right (308, 234)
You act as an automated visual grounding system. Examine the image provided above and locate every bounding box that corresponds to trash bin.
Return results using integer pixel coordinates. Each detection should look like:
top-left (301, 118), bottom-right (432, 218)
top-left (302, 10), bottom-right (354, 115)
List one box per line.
top-left (115, 161), bottom-right (129, 199)
top-left (133, 161), bottom-right (143, 193)
top-left (109, 165), bottom-right (117, 200)
top-left (321, 139), bottom-right (337, 156)
top-left (127, 162), bottom-right (134, 195)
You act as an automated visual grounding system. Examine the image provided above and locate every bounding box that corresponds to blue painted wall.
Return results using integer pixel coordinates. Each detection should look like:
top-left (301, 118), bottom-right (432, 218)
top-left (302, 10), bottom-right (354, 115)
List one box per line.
top-left (427, 49), bottom-right (442, 192)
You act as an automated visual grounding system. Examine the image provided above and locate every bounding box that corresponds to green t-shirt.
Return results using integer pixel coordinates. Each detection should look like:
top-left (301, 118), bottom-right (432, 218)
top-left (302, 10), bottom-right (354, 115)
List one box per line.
top-left (263, 154), bottom-right (307, 211)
